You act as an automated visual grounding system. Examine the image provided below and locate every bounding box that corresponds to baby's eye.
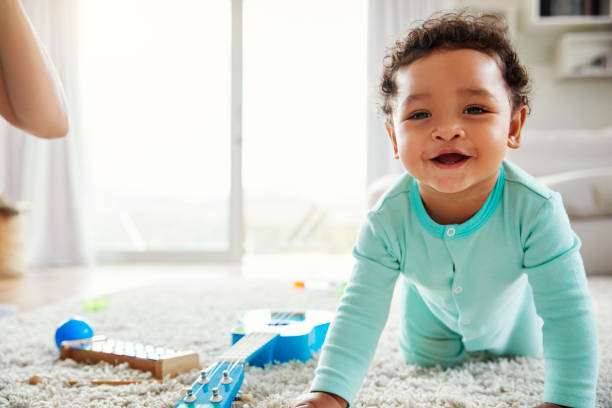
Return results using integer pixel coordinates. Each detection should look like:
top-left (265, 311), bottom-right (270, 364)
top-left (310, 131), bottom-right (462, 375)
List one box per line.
top-left (464, 106), bottom-right (487, 114)
top-left (407, 111), bottom-right (431, 120)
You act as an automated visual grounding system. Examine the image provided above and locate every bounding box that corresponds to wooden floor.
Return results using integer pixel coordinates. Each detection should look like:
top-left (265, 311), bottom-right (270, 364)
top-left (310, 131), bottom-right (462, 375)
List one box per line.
top-left (0, 254), bottom-right (352, 313)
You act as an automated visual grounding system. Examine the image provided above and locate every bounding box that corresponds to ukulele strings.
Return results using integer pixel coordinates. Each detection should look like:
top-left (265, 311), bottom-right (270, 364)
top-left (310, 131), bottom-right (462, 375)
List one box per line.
top-left (201, 332), bottom-right (262, 394)
top-left (194, 311), bottom-right (298, 397)
top-left (212, 328), bottom-right (284, 389)
top-left (192, 362), bottom-right (228, 397)
top-left (215, 311), bottom-right (296, 388)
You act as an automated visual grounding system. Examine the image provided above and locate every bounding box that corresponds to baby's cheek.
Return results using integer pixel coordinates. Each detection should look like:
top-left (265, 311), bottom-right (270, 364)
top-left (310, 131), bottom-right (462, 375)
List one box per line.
top-left (400, 151), bottom-right (421, 170)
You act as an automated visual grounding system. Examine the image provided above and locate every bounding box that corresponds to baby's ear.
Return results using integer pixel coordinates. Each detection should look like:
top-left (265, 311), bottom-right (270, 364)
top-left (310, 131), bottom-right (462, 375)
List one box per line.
top-left (385, 120), bottom-right (399, 157)
top-left (507, 105), bottom-right (527, 149)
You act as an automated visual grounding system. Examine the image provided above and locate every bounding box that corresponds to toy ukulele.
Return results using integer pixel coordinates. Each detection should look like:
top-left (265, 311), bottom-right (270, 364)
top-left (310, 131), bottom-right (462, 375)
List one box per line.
top-left (174, 309), bottom-right (334, 408)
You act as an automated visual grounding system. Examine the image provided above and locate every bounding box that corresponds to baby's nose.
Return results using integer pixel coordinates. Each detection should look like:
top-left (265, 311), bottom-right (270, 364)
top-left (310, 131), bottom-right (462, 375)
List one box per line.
top-left (431, 126), bottom-right (466, 141)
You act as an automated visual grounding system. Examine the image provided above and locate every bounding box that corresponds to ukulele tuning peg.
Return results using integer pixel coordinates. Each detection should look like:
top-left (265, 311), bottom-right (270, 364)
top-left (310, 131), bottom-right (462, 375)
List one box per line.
top-left (184, 388), bottom-right (196, 403)
top-left (210, 387), bottom-right (223, 403)
top-left (221, 370), bottom-right (233, 384)
top-left (198, 370), bottom-right (209, 384)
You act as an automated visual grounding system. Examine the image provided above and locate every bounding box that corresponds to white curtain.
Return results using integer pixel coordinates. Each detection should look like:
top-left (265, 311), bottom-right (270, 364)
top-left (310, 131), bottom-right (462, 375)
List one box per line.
top-left (366, 0), bottom-right (457, 185)
top-left (0, 0), bottom-right (93, 266)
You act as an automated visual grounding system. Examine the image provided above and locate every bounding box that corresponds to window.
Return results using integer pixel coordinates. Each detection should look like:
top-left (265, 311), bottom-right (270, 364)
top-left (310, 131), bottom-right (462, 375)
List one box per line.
top-left (79, 0), bottom-right (367, 261)
top-left (243, 0), bottom-right (367, 254)
top-left (78, 0), bottom-right (233, 258)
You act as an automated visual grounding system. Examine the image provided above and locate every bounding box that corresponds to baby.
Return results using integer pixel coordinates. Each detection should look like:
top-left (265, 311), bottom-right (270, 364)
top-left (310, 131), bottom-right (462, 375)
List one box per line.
top-left (291, 10), bottom-right (598, 408)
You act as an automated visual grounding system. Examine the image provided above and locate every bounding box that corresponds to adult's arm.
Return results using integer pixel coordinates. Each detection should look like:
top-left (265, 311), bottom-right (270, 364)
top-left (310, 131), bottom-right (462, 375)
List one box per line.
top-left (0, 0), bottom-right (69, 138)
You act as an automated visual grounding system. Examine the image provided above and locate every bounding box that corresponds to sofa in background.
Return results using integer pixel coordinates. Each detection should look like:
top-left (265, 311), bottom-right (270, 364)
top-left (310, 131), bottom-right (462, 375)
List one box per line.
top-left (367, 127), bottom-right (612, 275)
top-left (507, 127), bottom-right (612, 275)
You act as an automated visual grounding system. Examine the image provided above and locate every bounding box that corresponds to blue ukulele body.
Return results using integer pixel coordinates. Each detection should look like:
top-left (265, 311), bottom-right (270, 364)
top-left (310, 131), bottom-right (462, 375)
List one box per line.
top-left (174, 309), bottom-right (334, 408)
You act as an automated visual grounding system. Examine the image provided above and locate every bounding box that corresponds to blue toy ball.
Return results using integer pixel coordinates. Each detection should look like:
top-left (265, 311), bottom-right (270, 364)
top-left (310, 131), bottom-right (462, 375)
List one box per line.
top-left (55, 316), bottom-right (94, 349)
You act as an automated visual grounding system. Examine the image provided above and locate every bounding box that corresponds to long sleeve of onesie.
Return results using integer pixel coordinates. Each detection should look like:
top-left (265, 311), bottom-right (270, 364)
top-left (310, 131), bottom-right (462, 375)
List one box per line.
top-left (310, 211), bottom-right (401, 404)
top-left (523, 192), bottom-right (598, 407)
top-left (310, 165), bottom-right (598, 407)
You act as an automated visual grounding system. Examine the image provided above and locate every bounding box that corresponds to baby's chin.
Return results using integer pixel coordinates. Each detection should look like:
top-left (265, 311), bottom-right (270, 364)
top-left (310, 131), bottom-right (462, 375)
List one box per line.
top-left (420, 179), bottom-right (473, 195)
top-left (430, 185), bottom-right (471, 195)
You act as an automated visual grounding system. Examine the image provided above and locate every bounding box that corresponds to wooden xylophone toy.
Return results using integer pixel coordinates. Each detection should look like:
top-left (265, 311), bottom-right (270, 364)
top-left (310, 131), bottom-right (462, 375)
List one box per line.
top-left (60, 336), bottom-right (200, 379)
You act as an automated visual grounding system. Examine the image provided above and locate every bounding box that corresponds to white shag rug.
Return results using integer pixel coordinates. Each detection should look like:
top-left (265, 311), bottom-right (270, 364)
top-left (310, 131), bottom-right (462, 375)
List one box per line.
top-left (1, 276), bottom-right (610, 408)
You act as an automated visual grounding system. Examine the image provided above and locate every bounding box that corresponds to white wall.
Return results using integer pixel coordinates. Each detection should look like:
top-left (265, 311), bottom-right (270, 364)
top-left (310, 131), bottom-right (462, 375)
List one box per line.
top-left (457, 0), bottom-right (612, 130)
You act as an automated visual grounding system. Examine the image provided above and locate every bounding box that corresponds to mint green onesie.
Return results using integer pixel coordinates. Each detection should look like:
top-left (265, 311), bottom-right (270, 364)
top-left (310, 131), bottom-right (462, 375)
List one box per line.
top-left (311, 161), bottom-right (598, 407)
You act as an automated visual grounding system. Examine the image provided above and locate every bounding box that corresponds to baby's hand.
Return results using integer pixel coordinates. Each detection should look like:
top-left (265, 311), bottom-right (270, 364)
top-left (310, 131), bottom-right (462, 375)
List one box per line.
top-left (291, 391), bottom-right (348, 408)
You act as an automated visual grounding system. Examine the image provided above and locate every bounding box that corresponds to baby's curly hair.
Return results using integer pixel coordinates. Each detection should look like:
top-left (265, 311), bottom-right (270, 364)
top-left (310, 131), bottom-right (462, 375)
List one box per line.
top-left (379, 10), bottom-right (531, 123)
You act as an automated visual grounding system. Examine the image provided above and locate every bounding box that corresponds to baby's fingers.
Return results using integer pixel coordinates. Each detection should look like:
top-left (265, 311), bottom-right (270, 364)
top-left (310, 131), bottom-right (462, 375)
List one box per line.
top-left (290, 392), bottom-right (347, 408)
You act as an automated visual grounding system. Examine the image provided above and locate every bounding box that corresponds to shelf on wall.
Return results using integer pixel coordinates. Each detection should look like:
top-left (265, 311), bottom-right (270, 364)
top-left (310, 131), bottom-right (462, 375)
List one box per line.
top-left (531, 0), bottom-right (612, 25)
top-left (556, 31), bottom-right (612, 78)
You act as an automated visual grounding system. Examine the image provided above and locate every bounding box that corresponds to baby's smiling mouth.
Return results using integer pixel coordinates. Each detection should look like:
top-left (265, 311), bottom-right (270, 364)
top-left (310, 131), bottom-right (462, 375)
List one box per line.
top-left (432, 153), bottom-right (470, 165)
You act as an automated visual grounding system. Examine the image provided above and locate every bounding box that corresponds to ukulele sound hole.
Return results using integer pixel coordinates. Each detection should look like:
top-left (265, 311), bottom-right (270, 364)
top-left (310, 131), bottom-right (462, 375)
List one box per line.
top-left (267, 321), bottom-right (290, 326)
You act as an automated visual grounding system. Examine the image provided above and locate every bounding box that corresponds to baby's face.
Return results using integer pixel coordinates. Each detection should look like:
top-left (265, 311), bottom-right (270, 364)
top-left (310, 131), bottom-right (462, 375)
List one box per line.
top-left (387, 48), bottom-right (525, 195)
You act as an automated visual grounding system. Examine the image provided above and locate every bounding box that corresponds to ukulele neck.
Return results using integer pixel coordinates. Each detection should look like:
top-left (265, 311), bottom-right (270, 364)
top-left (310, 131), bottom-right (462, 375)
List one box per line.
top-left (219, 332), bottom-right (278, 362)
